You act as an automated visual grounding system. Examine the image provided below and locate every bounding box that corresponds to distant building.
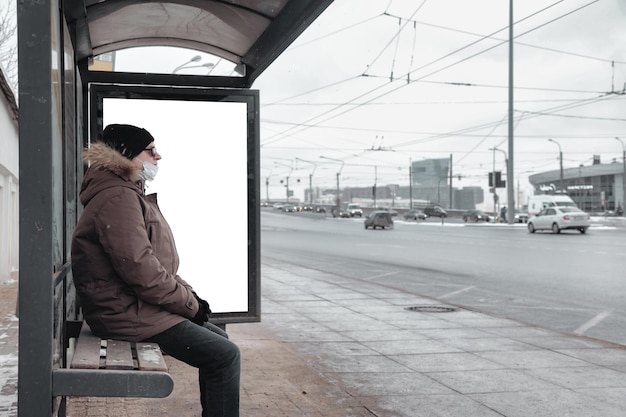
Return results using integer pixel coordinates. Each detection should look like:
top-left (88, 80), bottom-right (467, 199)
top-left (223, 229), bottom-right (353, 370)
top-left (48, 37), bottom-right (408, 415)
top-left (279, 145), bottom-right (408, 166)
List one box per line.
top-left (411, 158), bottom-right (451, 207)
top-left (529, 155), bottom-right (624, 212)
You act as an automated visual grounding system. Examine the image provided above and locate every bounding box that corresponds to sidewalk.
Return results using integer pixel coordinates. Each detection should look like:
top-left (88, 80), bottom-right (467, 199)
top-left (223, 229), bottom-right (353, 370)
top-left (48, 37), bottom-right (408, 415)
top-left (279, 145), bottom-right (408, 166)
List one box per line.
top-left (3, 258), bottom-right (626, 416)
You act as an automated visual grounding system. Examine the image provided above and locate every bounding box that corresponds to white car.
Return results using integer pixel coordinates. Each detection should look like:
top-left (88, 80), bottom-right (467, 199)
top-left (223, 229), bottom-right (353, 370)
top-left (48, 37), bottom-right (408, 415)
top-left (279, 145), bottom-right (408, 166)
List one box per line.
top-left (527, 206), bottom-right (590, 234)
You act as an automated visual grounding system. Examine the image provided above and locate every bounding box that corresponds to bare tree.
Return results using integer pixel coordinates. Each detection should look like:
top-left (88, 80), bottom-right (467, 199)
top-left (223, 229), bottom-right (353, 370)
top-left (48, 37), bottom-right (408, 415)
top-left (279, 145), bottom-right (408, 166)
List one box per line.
top-left (0, 1), bottom-right (17, 92)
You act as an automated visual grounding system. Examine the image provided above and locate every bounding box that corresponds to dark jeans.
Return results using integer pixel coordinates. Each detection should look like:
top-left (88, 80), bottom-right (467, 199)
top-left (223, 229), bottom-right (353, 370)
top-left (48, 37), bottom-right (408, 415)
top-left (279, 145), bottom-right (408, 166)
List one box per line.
top-left (146, 320), bottom-right (240, 417)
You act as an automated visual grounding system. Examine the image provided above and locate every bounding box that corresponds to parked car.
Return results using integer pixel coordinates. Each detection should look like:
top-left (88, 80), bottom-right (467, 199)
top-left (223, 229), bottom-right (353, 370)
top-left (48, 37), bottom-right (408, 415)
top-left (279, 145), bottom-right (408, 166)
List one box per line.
top-left (424, 206), bottom-right (447, 218)
top-left (461, 209), bottom-right (491, 222)
top-left (403, 209), bottom-right (427, 220)
top-left (527, 206), bottom-right (590, 234)
top-left (514, 210), bottom-right (529, 223)
top-left (364, 211), bottom-right (394, 229)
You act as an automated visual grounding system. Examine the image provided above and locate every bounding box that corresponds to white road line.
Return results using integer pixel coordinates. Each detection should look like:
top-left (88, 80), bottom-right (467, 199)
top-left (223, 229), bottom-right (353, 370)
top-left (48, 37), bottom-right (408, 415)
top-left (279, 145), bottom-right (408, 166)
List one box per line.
top-left (440, 286), bottom-right (476, 299)
top-left (574, 310), bottom-right (613, 335)
top-left (364, 271), bottom-right (401, 281)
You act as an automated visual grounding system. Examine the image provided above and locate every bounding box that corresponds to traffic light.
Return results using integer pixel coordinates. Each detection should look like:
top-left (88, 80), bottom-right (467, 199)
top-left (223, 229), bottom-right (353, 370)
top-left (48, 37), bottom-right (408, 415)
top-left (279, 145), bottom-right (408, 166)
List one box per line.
top-left (489, 171), bottom-right (506, 188)
top-left (496, 171), bottom-right (506, 188)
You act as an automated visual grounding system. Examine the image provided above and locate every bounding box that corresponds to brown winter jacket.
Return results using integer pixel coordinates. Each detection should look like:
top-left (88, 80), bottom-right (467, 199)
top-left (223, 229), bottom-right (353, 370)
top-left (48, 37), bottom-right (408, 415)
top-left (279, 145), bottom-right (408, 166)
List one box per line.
top-left (71, 143), bottom-right (199, 342)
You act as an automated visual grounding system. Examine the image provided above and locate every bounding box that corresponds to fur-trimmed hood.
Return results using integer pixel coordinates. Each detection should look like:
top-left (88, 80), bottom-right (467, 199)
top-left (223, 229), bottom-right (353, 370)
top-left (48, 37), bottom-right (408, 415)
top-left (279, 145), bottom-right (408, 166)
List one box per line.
top-left (80, 142), bottom-right (144, 206)
top-left (83, 142), bottom-right (142, 180)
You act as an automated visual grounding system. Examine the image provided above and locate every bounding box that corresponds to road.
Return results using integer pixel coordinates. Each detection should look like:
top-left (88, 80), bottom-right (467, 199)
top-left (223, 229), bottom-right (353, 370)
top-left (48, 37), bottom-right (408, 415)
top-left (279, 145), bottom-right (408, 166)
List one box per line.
top-left (261, 209), bottom-right (626, 346)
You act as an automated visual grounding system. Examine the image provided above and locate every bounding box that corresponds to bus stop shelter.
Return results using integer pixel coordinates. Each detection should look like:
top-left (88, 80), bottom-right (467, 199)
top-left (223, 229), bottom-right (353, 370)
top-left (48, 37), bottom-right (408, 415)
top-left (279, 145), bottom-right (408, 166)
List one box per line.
top-left (17, 0), bottom-right (333, 415)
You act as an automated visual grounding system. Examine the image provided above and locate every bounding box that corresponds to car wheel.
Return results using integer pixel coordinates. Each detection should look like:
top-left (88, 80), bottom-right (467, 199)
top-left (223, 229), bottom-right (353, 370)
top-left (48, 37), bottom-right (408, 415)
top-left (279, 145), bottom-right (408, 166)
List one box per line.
top-left (552, 223), bottom-right (560, 234)
top-left (528, 223), bottom-right (536, 233)
top-left (580, 227), bottom-right (588, 234)
top-left (364, 223), bottom-right (368, 229)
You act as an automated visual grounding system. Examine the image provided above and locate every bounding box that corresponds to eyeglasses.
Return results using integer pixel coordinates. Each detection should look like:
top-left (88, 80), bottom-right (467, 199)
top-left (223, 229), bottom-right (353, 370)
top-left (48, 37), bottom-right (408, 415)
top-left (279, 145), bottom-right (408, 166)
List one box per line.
top-left (143, 147), bottom-right (157, 157)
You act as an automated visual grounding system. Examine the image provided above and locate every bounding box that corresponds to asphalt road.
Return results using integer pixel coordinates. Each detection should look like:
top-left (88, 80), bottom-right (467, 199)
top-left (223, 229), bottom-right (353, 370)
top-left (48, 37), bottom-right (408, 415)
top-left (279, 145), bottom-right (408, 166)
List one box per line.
top-left (261, 209), bottom-right (626, 346)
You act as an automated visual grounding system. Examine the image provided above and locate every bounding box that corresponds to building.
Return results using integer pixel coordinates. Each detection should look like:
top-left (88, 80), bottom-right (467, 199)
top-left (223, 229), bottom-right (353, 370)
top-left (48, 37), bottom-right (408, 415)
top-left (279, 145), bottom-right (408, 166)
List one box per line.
top-left (528, 155), bottom-right (625, 213)
top-left (0, 65), bottom-right (19, 283)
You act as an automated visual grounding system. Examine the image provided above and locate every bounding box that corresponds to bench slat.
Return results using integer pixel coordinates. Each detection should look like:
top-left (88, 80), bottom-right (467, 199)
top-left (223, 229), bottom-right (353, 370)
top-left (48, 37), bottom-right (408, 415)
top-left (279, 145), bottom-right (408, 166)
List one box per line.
top-left (136, 343), bottom-right (168, 372)
top-left (70, 323), bottom-right (103, 369)
top-left (105, 339), bottom-right (134, 370)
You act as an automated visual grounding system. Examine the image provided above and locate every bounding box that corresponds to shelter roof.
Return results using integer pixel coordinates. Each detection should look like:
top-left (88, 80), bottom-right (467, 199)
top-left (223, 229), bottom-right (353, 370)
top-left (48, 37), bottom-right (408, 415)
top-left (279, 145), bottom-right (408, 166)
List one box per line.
top-left (65, 0), bottom-right (333, 87)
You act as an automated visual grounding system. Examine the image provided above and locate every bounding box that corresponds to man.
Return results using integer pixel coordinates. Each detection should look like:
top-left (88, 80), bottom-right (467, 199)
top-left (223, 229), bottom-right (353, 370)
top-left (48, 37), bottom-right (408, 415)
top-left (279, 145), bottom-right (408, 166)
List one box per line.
top-left (71, 124), bottom-right (240, 417)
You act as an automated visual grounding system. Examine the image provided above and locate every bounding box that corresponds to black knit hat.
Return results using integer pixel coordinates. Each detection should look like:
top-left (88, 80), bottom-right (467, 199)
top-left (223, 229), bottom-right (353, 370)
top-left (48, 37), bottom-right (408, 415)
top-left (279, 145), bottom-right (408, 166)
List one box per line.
top-left (102, 124), bottom-right (155, 160)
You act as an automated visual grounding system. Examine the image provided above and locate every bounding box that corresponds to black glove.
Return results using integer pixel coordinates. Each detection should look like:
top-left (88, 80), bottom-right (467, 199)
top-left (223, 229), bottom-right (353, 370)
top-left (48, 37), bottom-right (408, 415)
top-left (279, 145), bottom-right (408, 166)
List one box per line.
top-left (192, 292), bottom-right (211, 325)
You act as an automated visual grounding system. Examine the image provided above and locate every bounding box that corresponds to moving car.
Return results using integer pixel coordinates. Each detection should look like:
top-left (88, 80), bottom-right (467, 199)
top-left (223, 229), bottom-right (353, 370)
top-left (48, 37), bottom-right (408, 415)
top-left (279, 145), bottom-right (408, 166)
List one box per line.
top-left (424, 206), bottom-right (447, 218)
top-left (343, 203), bottom-right (363, 217)
top-left (527, 206), bottom-right (590, 234)
top-left (331, 207), bottom-right (350, 218)
top-left (461, 209), bottom-right (491, 222)
top-left (364, 211), bottom-right (394, 230)
top-left (403, 209), bottom-right (427, 221)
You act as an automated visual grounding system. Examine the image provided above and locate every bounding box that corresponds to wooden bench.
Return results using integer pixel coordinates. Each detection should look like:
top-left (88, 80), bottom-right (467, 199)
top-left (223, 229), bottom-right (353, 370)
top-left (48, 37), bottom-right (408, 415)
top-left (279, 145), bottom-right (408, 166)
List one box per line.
top-left (52, 321), bottom-right (174, 398)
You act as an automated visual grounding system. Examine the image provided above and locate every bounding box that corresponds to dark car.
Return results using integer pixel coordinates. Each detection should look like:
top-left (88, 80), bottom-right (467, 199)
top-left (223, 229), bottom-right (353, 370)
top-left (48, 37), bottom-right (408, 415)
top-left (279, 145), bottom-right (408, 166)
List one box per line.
top-left (313, 205), bottom-right (327, 213)
top-left (331, 207), bottom-right (350, 218)
top-left (364, 211), bottom-right (394, 230)
top-left (462, 209), bottom-right (491, 222)
top-left (403, 209), bottom-right (427, 220)
top-left (424, 206), bottom-right (447, 218)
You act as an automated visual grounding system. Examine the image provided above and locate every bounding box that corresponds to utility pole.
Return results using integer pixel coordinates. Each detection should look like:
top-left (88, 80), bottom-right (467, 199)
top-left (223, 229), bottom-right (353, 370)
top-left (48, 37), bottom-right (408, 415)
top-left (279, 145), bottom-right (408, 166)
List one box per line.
top-left (448, 154), bottom-right (453, 209)
top-left (616, 137), bottom-right (626, 212)
top-left (506, 0), bottom-right (515, 223)
top-left (548, 138), bottom-right (564, 193)
top-left (320, 156), bottom-right (344, 214)
top-left (409, 159), bottom-right (413, 209)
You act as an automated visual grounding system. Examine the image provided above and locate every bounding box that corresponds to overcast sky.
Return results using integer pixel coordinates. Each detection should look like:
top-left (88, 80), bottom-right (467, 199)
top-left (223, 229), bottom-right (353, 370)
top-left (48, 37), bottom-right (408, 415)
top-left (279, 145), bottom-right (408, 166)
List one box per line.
top-left (251, 0), bottom-right (626, 203)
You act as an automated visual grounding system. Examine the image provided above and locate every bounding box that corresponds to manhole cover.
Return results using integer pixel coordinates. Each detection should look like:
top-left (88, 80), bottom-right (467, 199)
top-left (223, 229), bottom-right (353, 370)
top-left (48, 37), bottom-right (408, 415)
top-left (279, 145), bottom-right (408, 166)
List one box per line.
top-left (405, 305), bottom-right (458, 313)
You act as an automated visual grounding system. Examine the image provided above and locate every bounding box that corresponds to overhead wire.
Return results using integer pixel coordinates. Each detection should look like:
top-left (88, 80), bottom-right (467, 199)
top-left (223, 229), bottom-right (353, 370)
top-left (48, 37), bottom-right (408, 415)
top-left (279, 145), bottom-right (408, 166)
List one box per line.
top-left (262, 0), bottom-right (600, 149)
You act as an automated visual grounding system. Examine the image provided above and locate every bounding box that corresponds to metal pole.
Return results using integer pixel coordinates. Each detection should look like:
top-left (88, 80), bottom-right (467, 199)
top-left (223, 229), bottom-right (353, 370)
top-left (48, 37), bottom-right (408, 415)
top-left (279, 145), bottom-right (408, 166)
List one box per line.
top-left (320, 156), bottom-right (344, 213)
top-left (374, 165), bottom-right (378, 208)
top-left (492, 147), bottom-right (497, 215)
top-left (616, 137), bottom-right (626, 212)
top-left (449, 153), bottom-right (453, 209)
top-left (335, 172), bottom-right (340, 213)
top-left (548, 138), bottom-right (563, 193)
top-left (507, 0), bottom-right (515, 224)
top-left (409, 159), bottom-right (413, 209)
top-left (559, 151), bottom-right (564, 193)
top-left (309, 174), bottom-right (313, 205)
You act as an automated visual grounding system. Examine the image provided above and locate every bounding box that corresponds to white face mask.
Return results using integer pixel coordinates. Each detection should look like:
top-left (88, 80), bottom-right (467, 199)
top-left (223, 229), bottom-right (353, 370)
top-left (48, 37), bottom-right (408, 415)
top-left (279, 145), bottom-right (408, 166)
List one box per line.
top-left (139, 160), bottom-right (159, 182)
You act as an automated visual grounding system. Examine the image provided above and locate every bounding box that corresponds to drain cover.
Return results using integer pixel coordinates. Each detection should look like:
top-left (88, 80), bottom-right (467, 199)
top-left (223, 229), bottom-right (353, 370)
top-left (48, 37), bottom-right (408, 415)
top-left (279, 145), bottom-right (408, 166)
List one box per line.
top-left (405, 305), bottom-right (458, 313)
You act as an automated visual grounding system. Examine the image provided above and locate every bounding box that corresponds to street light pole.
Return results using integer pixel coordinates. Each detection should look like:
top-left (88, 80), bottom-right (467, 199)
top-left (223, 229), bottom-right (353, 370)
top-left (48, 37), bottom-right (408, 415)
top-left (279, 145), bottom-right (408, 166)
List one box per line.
top-left (295, 157), bottom-right (317, 206)
top-left (489, 147), bottom-right (507, 218)
top-left (548, 138), bottom-right (564, 193)
top-left (274, 161), bottom-right (294, 203)
top-left (172, 55), bottom-right (201, 73)
top-left (320, 156), bottom-right (344, 214)
top-left (615, 137), bottom-right (626, 212)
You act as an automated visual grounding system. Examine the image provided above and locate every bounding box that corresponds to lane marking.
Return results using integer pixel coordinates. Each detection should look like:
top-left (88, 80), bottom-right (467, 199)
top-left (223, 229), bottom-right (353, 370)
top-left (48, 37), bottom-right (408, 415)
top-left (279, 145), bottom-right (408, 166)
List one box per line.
top-left (440, 286), bottom-right (476, 298)
top-left (364, 271), bottom-right (401, 281)
top-left (574, 310), bottom-right (613, 335)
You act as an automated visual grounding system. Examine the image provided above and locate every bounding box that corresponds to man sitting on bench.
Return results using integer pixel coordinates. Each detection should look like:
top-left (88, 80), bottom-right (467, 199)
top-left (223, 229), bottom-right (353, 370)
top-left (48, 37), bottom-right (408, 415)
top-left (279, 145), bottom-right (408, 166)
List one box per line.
top-left (71, 124), bottom-right (241, 417)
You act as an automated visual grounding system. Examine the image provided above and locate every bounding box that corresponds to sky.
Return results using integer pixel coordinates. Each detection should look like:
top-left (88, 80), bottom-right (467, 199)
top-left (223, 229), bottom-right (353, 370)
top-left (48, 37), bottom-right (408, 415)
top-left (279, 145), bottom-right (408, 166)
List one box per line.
top-left (250, 0), bottom-right (626, 204)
